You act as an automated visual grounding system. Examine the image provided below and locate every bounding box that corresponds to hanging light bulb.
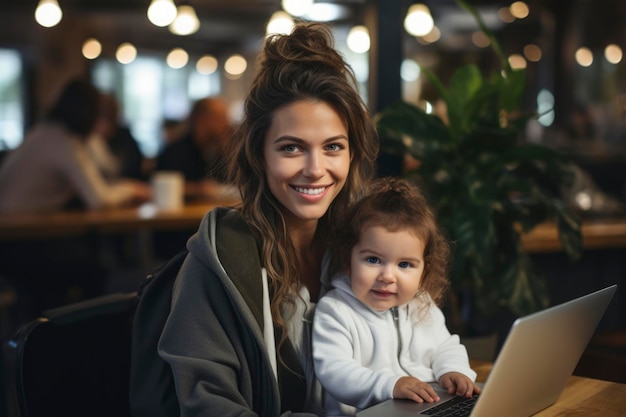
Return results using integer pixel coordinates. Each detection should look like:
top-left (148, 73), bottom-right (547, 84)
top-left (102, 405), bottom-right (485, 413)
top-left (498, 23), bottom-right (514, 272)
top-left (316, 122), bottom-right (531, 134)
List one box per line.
top-left (266, 11), bottom-right (294, 36)
top-left (167, 48), bottom-right (189, 69)
top-left (169, 5), bottom-right (200, 36)
top-left (404, 4), bottom-right (434, 37)
top-left (82, 38), bottom-right (102, 60)
top-left (35, 0), bottom-right (63, 28)
top-left (347, 25), bottom-right (370, 53)
top-left (147, 0), bottom-right (177, 27)
top-left (281, 0), bottom-right (313, 17)
top-left (224, 54), bottom-right (247, 80)
top-left (116, 42), bottom-right (137, 65)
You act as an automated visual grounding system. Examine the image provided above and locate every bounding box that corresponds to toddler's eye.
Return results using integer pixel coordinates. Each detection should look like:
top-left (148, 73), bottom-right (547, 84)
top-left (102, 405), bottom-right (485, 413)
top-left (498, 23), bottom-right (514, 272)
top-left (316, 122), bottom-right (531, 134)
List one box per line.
top-left (398, 261), bottom-right (411, 269)
top-left (366, 256), bottom-right (381, 264)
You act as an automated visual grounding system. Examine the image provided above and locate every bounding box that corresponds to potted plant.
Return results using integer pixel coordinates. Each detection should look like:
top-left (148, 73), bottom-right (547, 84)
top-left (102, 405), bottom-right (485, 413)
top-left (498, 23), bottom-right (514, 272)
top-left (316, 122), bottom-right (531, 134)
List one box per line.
top-left (375, 0), bottom-right (582, 340)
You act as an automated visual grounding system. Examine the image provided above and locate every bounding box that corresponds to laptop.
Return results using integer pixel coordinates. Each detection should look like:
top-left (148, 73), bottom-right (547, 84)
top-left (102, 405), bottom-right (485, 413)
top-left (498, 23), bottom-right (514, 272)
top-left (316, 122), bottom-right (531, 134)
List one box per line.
top-left (356, 284), bottom-right (617, 417)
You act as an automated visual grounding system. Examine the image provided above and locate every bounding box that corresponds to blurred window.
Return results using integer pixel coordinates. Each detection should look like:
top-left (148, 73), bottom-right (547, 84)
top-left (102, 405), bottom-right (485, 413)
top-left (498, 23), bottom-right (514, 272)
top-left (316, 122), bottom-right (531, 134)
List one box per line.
top-left (0, 49), bottom-right (24, 150)
top-left (93, 56), bottom-right (221, 158)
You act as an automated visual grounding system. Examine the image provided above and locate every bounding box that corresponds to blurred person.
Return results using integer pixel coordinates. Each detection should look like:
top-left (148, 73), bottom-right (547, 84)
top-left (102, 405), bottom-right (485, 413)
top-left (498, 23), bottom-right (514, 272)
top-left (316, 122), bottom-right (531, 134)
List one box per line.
top-left (0, 79), bottom-right (151, 214)
top-left (152, 97), bottom-right (237, 259)
top-left (87, 92), bottom-right (146, 181)
top-left (0, 78), bottom-right (150, 323)
top-left (155, 96), bottom-right (234, 201)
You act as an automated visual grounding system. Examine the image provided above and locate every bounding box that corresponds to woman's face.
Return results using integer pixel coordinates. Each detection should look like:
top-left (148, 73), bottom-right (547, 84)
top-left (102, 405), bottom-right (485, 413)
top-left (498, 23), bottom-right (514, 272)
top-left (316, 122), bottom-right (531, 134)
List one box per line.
top-left (264, 100), bottom-right (350, 227)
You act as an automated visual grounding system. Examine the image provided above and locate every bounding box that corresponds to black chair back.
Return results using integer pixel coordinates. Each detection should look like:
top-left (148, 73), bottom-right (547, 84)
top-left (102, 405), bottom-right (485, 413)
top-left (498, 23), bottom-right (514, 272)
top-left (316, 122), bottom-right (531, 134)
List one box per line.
top-left (2, 292), bottom-right (136, 417)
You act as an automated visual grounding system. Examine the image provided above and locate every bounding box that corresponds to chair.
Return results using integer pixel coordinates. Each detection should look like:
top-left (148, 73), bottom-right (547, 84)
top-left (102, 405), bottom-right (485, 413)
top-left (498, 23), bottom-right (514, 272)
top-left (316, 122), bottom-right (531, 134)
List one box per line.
top-left (2, 292), bottom-right (137, 417)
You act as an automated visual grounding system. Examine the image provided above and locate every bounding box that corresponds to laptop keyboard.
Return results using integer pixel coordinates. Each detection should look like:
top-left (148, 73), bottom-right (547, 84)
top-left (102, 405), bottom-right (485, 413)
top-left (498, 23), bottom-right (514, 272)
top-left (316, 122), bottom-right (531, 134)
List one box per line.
top-left (421, 395), bottom-right (478, 417)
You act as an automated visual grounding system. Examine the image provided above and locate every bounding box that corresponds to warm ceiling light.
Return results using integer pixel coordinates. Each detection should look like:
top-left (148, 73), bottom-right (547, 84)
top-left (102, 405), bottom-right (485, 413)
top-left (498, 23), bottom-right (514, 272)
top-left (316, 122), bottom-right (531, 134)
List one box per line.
top-left (471, 31), bottom-right (490, 48)
top-left (169, 5), bottom-right (200, 36)
top-left (35, 0), bottom-right (63, 28)
top-left (575, 47), bottom-right (593, 67)
top-left (421, 25), bottom-right (441, 44)
top-left (196, 55), bottom-right (218, 74)
top-left (266, 11), bottom-right (294, 36)
top-left (147, 0), bottom-right (177, 27)
top-left (510, 1), bottom-right (530, 19)
top-left (404, 4), bottom-right (434, 37)
top-left (116, 42), bottom-right (137, 64)
top-left (303, 2), bottom-right (348, 22)
top-left (523, 44), bottom-right (542, 62)
top-left (508, 54), bottom-right (527, 70)
top-left (497, 7), bottom-right (515, 23)
top-left (347, 25), bottom-right (370, 54)
top-left (281, 0), bottom-right (313, 17)
top-left (167, 48), bottom-right (189, 69)
top-left (605, 44), bottom-right (623, 64)
top-left (224, 54), bottom-right (247, 79)
top-left (82, 38), bottom-right (102, 60)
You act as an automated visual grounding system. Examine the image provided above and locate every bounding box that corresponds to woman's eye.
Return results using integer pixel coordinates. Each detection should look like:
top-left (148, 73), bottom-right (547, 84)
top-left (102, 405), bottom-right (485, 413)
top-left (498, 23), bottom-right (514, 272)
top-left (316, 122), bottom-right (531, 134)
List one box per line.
top-left (366, 256), bottom-right (380, 264)
top-left (281, 144), bottom-right (299, 153)
top-left (326, 143), bottom-right (343, 152)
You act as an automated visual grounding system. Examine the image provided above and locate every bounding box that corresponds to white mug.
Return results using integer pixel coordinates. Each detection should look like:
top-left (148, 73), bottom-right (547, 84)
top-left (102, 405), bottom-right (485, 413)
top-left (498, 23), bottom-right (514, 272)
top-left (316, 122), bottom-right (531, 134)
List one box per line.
top-left (151, 171), bottom-right (184, 210)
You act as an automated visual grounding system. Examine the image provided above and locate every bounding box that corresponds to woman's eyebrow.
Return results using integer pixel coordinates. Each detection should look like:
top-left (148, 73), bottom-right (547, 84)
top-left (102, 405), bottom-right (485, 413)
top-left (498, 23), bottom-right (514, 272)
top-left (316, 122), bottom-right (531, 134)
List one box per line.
top-left (272, 134), bottom-right (349, 144)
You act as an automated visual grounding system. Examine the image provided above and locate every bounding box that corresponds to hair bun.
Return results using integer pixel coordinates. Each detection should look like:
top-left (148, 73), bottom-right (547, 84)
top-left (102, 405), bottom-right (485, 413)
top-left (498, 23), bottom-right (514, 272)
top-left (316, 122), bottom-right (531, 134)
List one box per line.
top-left (261, 22), bottom-right (348, 78)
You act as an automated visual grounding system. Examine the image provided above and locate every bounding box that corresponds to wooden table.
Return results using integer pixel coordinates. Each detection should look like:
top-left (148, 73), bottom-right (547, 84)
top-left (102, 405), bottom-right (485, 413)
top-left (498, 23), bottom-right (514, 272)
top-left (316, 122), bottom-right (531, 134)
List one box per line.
top-left (2, 205), bottom-right (626, 253)
top-left (471, 361), bottom-right (626, 416)
top-left (0, 199), bottom-right (239, 241)
top-left (521, 217), bottom-right (626, 252)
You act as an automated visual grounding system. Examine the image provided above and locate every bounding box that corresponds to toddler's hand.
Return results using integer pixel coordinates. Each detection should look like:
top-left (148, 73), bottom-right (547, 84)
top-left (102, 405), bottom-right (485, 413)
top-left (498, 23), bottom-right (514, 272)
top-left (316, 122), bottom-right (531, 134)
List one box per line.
top-left (439, 372), bottom-right (482, 398)
top-left (393, 376), bottom-right (440, 403)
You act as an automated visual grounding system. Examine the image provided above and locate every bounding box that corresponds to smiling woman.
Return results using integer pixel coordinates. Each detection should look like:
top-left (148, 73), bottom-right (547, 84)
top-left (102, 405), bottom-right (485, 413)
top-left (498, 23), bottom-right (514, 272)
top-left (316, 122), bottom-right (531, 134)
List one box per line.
top-left (131, 22), bottom-right (379, 417)
top-left (263, 100), bottom-right (351, 226)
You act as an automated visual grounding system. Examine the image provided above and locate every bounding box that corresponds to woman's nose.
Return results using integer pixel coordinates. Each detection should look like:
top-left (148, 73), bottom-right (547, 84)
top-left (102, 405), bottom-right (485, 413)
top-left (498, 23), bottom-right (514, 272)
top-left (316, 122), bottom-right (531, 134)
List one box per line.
top-left (303, 151), bottom-right (324, 178)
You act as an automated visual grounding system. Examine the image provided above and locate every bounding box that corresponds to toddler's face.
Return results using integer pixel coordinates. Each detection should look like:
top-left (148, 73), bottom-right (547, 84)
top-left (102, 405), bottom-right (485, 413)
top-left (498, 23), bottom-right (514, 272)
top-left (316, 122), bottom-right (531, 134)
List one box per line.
top-left (349, 225), bottom-right (425, 312)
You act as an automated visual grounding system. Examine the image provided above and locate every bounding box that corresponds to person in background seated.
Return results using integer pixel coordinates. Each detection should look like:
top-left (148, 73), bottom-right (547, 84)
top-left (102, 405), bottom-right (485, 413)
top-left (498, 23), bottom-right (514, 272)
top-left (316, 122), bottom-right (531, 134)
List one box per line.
top-left (0, 78), bottom-right (151, 323)
top-left (313, 177), bottom-right (480, 416)
top-left (155, 96), bottom-right (234, 201)
top-left (0, 78), bottom-right (151, 214)
top-left (152, 96), bottom-right (237, 259)
top-left (87, 92), bottom-right (146, 181)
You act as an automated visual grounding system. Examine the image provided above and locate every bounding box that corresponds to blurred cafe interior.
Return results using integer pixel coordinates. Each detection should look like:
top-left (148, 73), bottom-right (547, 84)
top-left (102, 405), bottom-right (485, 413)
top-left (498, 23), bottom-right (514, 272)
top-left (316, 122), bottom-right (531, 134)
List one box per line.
top-left (0, 0), bottom-right (625, 407)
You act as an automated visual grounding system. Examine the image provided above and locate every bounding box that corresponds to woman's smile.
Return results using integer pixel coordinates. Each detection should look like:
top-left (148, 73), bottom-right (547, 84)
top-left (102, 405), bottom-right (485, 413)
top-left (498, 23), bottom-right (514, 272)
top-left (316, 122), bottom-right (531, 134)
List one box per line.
top-left (264, 100), bottom-right (350, 225)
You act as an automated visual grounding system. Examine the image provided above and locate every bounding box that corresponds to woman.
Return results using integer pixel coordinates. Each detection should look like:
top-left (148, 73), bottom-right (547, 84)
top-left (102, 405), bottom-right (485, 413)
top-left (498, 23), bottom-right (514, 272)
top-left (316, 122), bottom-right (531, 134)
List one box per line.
top-left (0, 78), bottom-right (150, 214)
top-left (0, 78), bottom-right (151, 320)
top-left (155, 23), bottom-right (379, 416)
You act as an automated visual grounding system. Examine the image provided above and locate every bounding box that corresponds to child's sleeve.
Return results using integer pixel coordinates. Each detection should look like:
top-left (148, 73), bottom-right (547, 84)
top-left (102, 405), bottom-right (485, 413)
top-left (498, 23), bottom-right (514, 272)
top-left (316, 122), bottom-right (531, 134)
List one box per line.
top-left (312, 295), bottom-right (399, 410)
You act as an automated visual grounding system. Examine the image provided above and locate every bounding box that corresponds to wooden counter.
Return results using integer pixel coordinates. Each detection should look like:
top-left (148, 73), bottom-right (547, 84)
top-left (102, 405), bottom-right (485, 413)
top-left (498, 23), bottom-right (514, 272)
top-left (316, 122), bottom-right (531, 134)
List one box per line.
top-left (0, 199), bottom-right (239, 241)
top-left (521, 217), bottom-right (626, 252)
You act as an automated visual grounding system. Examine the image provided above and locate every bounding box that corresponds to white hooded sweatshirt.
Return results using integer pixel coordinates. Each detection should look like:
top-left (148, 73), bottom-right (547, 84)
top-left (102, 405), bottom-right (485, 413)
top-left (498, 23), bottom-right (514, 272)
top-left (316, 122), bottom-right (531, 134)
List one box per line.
top-left (312, 273), bottom-right (476, 416)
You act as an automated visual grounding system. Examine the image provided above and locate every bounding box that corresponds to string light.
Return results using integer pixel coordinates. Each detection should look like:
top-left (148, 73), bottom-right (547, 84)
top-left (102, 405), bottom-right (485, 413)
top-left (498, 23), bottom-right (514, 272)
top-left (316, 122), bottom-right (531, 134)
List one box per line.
top-left (404, 4), bottom-right (434, 37)
top-left (347, 26), bottom-right (370, 54)
top-left (147, 0), bottom-right (177, 27)
top-left (35, 0), bottom-right (62, 28)
top-left (224, 54), bottom-right (247, 80)
top-left (169, 5), bottom-right (200, 36)
top-left (82, 38), bottom-right (102, 60)
top-left (116, 42), bottom-right (137, 64)
top-left (281, 0), bottom-right (313, 17)
top-left (166, 48), bottom-right (189, 69)
top-left (266, 11), bottom-right (294, 36)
